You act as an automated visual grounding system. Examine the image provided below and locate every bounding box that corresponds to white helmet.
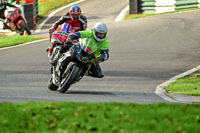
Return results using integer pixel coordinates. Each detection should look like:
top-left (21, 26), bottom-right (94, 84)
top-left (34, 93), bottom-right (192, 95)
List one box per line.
top-left (93, 22), bottom-right (107, 42)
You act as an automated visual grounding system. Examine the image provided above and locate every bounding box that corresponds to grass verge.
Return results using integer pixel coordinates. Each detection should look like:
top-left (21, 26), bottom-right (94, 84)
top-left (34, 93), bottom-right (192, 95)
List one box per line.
top-left (165, 70), bottom-right (200, 96)
top-left (0, 102), bottom-right (200, 133)
top-left (38, 0), bottom-right (76, 17)
top-left (0, 36), bottom-right (44, 48)
top-left (126, 8), bottom-right (200, 20)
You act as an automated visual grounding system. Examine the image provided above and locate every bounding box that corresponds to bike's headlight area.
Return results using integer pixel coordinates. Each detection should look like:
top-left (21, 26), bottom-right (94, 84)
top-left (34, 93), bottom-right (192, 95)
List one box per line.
top-left (70, 49), bottom-right (74, 55)
top-left (50, 39), bottom-right (56, 45)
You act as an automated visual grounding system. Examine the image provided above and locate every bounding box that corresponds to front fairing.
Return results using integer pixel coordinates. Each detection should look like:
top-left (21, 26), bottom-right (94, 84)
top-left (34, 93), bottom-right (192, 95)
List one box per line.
top-left (72, 43), bottom-right (95, 63)
top-left (58, 43), bottom-right (95, 71)
top-left (51, 23), bottom-right (73, 43)
top-left (53, 43), bottom-right (94, 85)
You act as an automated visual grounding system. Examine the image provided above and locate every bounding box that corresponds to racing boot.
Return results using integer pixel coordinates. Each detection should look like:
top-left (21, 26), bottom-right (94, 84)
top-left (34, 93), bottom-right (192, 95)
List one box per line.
top-left (2, 22), bottom-right (9, 30)
top-left (85, 71), bottom-right (104, 78)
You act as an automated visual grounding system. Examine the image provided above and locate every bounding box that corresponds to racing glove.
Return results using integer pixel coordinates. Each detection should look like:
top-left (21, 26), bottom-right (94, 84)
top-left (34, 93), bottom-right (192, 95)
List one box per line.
top-left (49, 28), bottom-right (55, 35)
top-left (67, 33), bottom-right (79, 41)
top-left (49, 24), bottom-right (57, 34)
top-left (82, 57), bottom-right (90, 63)
top-left (95, 58), bottom-right (101, 63)
top-left (88, 58), bottom-right (102, 63)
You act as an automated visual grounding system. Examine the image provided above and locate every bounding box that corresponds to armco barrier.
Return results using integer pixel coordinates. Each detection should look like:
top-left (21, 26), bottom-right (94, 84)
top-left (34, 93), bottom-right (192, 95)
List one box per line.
top-left (175, 0), bottom-right (198, 10)
top-left (141, 0), bottom-right (156, 14)
top-left (33, 0), bottom-right (38, 18)
top-left (23, 4), bottom-right (35, 29)
top-left (130, 0), bottom-right (200, 14)
top-left (155, 0), bottom-right (175, 13)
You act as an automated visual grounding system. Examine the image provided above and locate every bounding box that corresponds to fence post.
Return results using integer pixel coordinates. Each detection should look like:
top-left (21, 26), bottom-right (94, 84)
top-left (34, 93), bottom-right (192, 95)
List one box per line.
top-left (23, 0), bottom-right (35, 29)
top-left (33, 0), bottom-right (38, 17)
top-left (129, 0), bottom-right (139, 14)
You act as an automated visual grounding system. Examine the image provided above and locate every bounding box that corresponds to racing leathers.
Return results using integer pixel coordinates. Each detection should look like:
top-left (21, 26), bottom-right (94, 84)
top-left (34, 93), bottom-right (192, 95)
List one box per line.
top-left (48, 12), bottom-right (87, 56)
top-left (64, 29), bottom-right (109, 78)
top-left (0, 2), bottom-right (17, 29)
top-left (49, 12), bottom-right (87, 34)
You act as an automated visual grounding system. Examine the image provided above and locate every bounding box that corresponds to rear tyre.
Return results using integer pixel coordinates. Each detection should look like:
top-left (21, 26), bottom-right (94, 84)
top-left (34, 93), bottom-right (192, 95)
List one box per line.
top-left (48, 75), bottom-right (58, 91)
top-left (58, 65), bottom-right (80, 93)
top-left (20, 22), bottom-right (31, 35)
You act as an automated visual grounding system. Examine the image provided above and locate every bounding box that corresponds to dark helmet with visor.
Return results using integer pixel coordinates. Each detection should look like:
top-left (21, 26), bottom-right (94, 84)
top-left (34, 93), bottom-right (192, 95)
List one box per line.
top-left (69, 5), bottom-right (81, 21)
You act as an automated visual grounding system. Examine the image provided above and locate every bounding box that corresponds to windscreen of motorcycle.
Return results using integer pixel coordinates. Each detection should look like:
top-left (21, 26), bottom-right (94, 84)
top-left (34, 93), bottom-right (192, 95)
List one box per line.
top-left (52, 23), bottom-right (73, 43)
top-left (56, 23), bottom-right (72, 33)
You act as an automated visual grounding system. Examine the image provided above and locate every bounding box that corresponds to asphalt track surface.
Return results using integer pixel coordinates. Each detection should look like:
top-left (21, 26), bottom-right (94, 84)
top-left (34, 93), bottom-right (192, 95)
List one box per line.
top-left (1, 0), bottom-right (200, 103)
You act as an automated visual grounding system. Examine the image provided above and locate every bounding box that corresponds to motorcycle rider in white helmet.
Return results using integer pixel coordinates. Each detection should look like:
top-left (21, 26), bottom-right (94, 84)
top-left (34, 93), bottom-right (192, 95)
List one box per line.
top-left (55, 22), bottom-right (109, 78)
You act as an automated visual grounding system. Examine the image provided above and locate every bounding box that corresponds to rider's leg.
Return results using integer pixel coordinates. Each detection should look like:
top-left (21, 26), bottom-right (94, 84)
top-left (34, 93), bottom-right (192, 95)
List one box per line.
top-left (88, 63), bottom-right (104, 78)
top-left (2, 19), bottom-right (9, 30)
top-left (50, 44), bottom-right (71, 65)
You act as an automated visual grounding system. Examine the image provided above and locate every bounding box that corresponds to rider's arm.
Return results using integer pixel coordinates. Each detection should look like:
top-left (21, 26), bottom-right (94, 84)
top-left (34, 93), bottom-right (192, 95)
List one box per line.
top-left (50, 16), bottom-right (66, 31)
top-left (97, 39), bottom-right (109, 62)
top-left (97, 49), bottom-right (109, 63)
top-left (67, 32), bottom-right (81, 40)
top-left (55, 15), bottom-right (69, 26)
top-left (50, 14), bottom-right (70, 33)
top-left (79, 14), bottom-right (87, 30)
top-left (68, 30), bottom-right (93, 40)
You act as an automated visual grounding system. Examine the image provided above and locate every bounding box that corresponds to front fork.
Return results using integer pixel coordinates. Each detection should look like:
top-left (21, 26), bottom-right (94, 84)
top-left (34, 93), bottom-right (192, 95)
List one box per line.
top-left (16, 19), bottom-right (25, 29)
top-left (53, 51), bottom-right (71, 85)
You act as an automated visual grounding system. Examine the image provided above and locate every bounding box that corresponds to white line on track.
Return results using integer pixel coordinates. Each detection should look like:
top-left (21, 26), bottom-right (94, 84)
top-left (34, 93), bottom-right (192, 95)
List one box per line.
top-left (115, 5), bottom-right (129, 22)
top-left (0, 39), bottom-right (48, 51)
top-left (155, 65), bottom-right (200, 103)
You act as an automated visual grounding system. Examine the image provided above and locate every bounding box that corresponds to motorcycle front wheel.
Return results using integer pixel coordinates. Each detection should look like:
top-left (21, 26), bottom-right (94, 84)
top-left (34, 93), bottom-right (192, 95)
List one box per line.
top-left (48, 75), bottom-right (58, 91)
top-left (58, 65), bottom-right (80, 93)
top-left (20, 22), bottom-right (31, 35)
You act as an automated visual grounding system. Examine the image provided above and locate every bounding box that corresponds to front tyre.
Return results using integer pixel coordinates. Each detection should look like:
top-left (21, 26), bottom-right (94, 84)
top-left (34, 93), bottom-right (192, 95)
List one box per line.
top-left (48, 75), bottom-right (58, 91)
top-left (20, 22), bottom-right (31, 35)
top-left (58, 65), bottom-right (80, 93)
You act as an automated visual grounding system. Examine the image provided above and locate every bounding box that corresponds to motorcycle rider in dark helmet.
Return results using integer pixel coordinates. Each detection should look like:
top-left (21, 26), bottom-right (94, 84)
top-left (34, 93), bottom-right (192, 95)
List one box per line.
top-left (0, 0), bottom-right (18, 29)
top-left (48, 5), bottom-right (87, 56)
top-left (57, 22), bottom-right (109, 78)
top-left (49, 5), bottom-right (87, 33)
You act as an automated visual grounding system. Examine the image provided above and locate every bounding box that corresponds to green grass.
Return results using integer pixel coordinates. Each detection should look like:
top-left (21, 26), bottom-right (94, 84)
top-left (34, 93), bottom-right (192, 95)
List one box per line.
top-left (38, 0), bottom-right (76, 17)
top-left (0, 36), bottom-right (44, 48)
top-left (126, 7), bottom-right (200, 20)
top-left (0, 102), bottom-right (200, 133)
top-left (165, 70), bottom-right (200, 96)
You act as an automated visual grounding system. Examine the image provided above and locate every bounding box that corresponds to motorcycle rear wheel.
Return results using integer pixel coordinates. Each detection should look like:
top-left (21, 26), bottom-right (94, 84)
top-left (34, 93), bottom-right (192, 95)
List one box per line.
top-left (20, 22), bottom-right (31, 35)
top-left (58, 65), bottom-right (80, 93)
top-left (48, 75), bottom-right (58, 91)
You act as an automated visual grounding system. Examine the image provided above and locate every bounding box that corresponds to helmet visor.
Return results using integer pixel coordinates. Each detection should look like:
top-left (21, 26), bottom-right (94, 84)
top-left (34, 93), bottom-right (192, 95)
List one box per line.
top-left (96, 32), bottom-right (106, 39)
top-left (71, 14), bottom-right (80, 20)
